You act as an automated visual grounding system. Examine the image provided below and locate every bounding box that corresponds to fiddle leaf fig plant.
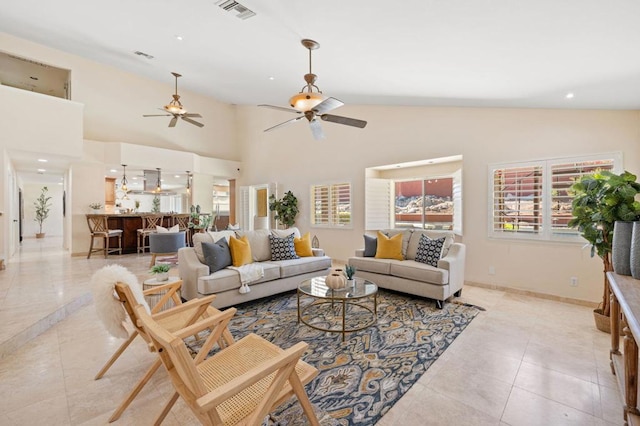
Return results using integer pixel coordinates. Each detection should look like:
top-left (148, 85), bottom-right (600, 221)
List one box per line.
top-left (569, 170), bottom-right (640, 320)
top-left (269, 191), bottom-right (299, 228)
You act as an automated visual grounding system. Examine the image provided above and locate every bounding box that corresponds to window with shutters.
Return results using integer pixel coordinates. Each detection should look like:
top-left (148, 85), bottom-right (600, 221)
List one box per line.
top-left (311, 182), bottom-right (352, 228)
top-left (489, 153), bottom-right (621, 241)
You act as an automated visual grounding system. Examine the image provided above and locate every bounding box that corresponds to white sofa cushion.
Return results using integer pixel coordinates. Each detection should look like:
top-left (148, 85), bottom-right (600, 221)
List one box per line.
top-left (390, 260), bottom-right (449, 285)
top-left (265, 255), bottom-right (332, 278)
top-left (193, 230), bottom-right (236, 263)
top-left (271, 227), bottom-right (302, 239)
top-left (406, 230), bottom-right (455, 260)
top-left (348, 256), bottom-right (393, 275)
top-left (236, 229), bottom-right (272, 262)
top-left (197, 262), bottom-right (281, 295)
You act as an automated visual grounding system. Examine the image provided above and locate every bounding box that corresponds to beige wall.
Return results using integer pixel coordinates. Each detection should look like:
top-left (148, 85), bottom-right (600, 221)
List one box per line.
top-left (0, 32), bottom-right (239, 161)
top-left (237, 104), bottom-right (640, 304)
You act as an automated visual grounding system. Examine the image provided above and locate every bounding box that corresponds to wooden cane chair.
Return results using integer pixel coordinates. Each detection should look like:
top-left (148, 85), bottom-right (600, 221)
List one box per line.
top-left (172, 213), bottom-right (192, 246)
top-left (86, 214), bottom-right (123, 259)
top-left (95, 280), bottom-right (234, 423)
top-left (135, 305), bottom-right (320, 426)
top-left (137, 214), bottom-right (164, 253)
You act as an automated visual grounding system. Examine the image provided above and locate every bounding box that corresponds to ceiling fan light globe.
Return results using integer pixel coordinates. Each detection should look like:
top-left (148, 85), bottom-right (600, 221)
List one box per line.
top-left (289, 92), bottom-right (325, 112)
top-left (164, 104), bottom-right (186, 114)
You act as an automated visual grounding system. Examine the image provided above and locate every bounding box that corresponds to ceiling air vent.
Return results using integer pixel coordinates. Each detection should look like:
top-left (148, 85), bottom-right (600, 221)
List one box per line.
top-left (215, 0), bottom-right (256, 20)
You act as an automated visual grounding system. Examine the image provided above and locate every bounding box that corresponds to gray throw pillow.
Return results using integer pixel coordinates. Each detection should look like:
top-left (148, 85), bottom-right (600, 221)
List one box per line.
top-left (201, 238), bottom-right (232, 273)
top-left (363, 234), bottom-right (378, 257)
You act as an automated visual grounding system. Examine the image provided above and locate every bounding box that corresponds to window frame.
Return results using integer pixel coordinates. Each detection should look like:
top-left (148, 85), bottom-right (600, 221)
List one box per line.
top-left (488, 152), bottom-right (623, 242)
top-left (310, 181), bottom-right (353, 229)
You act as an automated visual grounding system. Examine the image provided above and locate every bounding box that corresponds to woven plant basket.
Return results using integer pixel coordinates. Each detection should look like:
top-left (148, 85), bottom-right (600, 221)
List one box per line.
top-left (593, 308), bottom-right (611, 334)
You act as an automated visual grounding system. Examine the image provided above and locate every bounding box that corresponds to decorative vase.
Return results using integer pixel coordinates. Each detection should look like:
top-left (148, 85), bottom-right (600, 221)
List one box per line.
top-left (347, 278), bottom-right (355, 287)
top-left (612, 221), bottom-right (634, 276)
top-left (155, 272), bottom-right (169, 282)
top-left (325, 273), bottom-right (346, 290)
top-left (631, 222), bottom-right (640, 279)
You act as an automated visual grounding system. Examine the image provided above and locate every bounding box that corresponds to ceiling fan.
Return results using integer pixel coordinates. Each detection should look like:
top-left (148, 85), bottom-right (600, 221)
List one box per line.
top-left (143, 72), bottom-right (204, 128)
top-left (259, 39), bottom-right (367, 140)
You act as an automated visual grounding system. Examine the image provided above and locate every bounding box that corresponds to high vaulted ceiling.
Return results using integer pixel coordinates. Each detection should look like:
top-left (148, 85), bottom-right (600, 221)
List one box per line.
top-left (1, 0), bottom-right (640, 110)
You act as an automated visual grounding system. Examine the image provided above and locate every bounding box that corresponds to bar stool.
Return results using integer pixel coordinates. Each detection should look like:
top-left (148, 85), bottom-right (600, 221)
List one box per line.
top-left (137, 214), bottom-right (164, 254)
top-left (172, 213), bottom-right (191, 246)
top-left (87, 215), bottom-right (123, 259)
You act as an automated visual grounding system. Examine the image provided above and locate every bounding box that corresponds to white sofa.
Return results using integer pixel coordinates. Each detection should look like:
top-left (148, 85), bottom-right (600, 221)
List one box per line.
top-left (347, 229), bottom-right (465, 309)
top-left (178, 227), bottom-right (332, 308)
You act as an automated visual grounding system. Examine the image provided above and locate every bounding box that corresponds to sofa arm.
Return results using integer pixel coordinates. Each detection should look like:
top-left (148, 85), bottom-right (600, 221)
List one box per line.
top-left (178, 247), bottom-right (210, 300)
top-left (354, 249), bottom-right (365, 257)
top-left (437, 243), bottom-right (466, 295)
top-left (312, 248), bottom-right (325, 257)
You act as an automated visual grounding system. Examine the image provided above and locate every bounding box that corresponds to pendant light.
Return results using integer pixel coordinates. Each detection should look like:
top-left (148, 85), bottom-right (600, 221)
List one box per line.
top-left (185, 171), bottom-right (191, 194)
top-left (155, 168), bottom-right (162, 193)
top-left (120, 164), bottom-right (129, 193)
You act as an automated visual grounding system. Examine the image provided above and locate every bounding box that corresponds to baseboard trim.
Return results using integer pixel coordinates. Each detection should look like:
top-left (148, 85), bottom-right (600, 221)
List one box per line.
top-left (465, 281), bottom-right (598, 308)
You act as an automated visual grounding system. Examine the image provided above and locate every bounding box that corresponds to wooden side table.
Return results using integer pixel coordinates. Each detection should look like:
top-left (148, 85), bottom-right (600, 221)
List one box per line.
top-left (143, 276), bottom-right (181, 311)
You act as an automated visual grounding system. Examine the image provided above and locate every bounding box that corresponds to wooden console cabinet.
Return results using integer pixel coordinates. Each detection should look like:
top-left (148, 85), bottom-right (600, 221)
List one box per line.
top-left (608, 272), bottom-right (640, 426)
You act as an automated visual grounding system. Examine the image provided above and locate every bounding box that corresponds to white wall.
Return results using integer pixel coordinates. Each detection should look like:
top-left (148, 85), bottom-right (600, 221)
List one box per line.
top-left (237, 104), bottom-right (640, 304)
top-left (23, 183), bottom-right (64, 237)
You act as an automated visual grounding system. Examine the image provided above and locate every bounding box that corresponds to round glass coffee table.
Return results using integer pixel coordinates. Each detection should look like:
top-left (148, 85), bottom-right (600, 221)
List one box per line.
top-left (297, 276), bottom-right (378, 342)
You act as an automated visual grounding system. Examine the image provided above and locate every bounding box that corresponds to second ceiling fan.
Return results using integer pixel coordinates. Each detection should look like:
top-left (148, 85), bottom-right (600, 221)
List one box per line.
top-left (143, 72), bottom-right (204, 128)
top-left (259, 39), bottom-right (367, 140)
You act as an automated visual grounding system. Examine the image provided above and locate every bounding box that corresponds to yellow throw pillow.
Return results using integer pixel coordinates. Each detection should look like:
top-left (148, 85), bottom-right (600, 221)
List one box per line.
top-left (294, 232), bottom-right (313, 257)
top-left (229, 235), bottom-right (253, 267)
top-left (375, 231), bottom-right (404, 260)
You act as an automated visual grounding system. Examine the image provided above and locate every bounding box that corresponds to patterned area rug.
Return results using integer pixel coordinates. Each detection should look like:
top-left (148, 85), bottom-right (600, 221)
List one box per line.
top-left (200, 289), bottom-right (481, 426)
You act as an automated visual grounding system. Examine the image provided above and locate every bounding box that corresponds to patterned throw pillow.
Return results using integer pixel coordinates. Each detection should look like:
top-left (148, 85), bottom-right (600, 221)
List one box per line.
top-left (415, 234), bottom-right (445, 267)
top-left (269, 234), bottom-right (299, 261)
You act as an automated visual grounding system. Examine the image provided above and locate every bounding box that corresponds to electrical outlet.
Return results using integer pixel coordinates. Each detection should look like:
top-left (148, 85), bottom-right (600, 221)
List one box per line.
top-left (570, 276), bottom-right (578, 287)
top-left (489, 266), bottom-right (496, 275)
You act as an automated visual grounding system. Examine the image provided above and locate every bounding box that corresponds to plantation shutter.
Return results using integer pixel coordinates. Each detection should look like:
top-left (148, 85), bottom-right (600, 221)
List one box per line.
top-left (332, 183), bottom-right (351, 226)
top-left (491, 164), bottom-right (544, 235)
top-left (311, 183), bottom-right (351, 227)
top-left (365, 178), bottom-right (392, 230)
top-left (549, 159), bottom-right (615, 236)
top-left (452, 169), bottom-right (463, 235)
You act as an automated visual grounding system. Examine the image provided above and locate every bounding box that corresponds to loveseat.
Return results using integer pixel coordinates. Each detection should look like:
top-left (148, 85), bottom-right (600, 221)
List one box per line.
top-left (178, 227), bottom-right (332, 308)
top-left (347, 229), bottom-right (465, 309)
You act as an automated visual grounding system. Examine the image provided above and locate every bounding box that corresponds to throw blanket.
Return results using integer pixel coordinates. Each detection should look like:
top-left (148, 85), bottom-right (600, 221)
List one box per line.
top-left (228, 263), bottom-right (264, 294)
top-left (90, 264), bottom-right (150, 339)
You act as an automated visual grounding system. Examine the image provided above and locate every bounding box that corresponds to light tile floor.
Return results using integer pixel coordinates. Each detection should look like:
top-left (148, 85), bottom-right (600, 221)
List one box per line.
top-left (0, 237), bottom-right (625, 425)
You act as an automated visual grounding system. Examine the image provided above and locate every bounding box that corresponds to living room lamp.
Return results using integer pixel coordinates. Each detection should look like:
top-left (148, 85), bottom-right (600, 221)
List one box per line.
top-left (289, 39), bottom-right (326, 112)
top-left (155, 168), bottom-right (162, 193)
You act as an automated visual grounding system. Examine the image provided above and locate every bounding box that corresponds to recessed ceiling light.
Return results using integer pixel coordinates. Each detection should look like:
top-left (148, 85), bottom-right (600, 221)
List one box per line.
top-left (268, 76), bottom-right (275, 81)
top-left (174, 175), bottom-right (180, 178)
top-left (110, 169), bottom-right (117, 173)
top-left (37, 168), bottom-right (46, 172)
top-left (175, 35), bottom-right (183, 41)
top-left (566, 93), bottom-right (575, 99)
top-left (132, 177), bottom-right (138, 180)
top-left (38, 158), bottom-right (48, 162)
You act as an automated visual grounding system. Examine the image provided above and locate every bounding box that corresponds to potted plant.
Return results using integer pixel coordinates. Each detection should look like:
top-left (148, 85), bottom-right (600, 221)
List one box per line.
top-left (34, 186), bottom-right (52, 238)
top-left (269, 191), bottom-right (299, 229)
top-left (569, 170), bottom-right (640, 332)
top-left (345, 265), bottom-right (356, 287)
top-left (150, 263), bottom-right (171, 281)
top-left (89, 202), bottom-right (102, 213)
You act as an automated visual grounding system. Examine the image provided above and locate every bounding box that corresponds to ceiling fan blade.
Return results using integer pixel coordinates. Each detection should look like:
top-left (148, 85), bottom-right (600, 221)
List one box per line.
top-left (309, 119), bottom-right (325, 140)
top-left (259, 104), bottom-right (301, 114)
top-left (169, 116), bottom-right (178, 127)
top-left (320, 114), bottom-right (367, 128)
top-left (264, 116), bottom-right (305, 132)
top-left (143, 114), bottom-right (172, 117)
top-left (312, 97), bottom-right (344, 114)
top-left (181, 116), bottom-right (204, 127)
top-left (182, 113), bottom-right (202, 118)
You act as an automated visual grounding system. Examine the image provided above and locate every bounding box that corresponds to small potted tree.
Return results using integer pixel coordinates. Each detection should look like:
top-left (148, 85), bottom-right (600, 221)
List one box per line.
top-left (34, 186), bottom-right (52, 238)
top-left (569, 170), bottom-right (640, 332)
top-left (150, 263), bottom-right (171, 281)
top-left (269, 191), bottom-right (299, 229)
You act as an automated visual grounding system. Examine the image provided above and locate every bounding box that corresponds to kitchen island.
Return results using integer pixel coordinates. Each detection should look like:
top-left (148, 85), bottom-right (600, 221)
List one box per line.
top-left (88, 213), bottom-right (176, 254)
